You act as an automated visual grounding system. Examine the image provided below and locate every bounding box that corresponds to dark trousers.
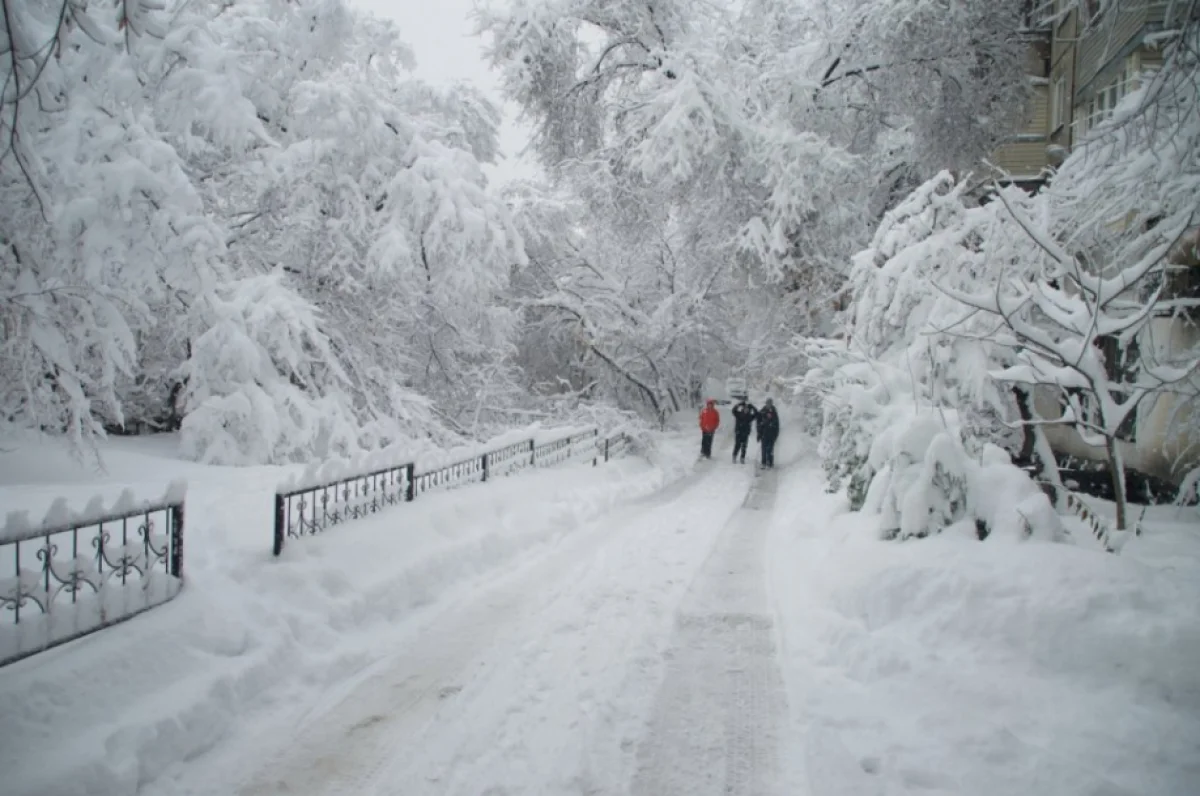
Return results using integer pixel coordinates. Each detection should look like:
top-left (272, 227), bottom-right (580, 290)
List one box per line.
top-left (733, 433), bottom-right (750, 461)
top-left (700, 431), bottom-right (715, 457)
top-left (761, 435), bottom-right (777, 467)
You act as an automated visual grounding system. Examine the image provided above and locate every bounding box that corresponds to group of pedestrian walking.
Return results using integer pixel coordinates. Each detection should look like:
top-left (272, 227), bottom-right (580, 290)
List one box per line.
top-left (697, 397), bottom-right (780, 468)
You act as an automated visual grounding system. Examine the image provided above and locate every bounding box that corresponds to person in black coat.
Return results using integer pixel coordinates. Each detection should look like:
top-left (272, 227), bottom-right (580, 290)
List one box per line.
top-left (730, 397), bottom-right (757, 464)
top-left (756, 398), bottom-right (780, 468)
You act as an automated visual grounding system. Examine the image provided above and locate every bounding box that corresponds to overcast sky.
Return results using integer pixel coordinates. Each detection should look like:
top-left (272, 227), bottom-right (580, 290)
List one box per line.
top-left (351, 0), bottom-right (538, 186)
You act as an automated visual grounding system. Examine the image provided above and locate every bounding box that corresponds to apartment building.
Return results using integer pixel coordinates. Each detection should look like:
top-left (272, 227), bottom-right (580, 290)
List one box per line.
top-left (990, 1), bottom-right (1174, 188)
top-left (1055, 0), bottom-right (1172, 143)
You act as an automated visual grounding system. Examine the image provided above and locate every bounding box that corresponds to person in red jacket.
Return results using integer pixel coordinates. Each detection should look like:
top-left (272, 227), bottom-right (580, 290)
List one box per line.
top-left (698, 399), bottom-right (720, 459)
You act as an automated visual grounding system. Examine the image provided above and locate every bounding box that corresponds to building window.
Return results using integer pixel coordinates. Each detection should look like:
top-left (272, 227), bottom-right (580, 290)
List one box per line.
top-left (1051, 76), bottom-right (1068, 130)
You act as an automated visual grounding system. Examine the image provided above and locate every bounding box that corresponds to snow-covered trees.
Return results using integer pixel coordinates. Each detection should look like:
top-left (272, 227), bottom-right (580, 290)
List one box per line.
top-left (477, 0), bottom-right (1033, 399)
top-left (210, 5), bottom-right (525, 448)
top-left (2, 0), bottom-right (237, 448)
top-left (2, 0), bottom-right (527, 463)
top-left (508, 178), bottom-right (730, 421)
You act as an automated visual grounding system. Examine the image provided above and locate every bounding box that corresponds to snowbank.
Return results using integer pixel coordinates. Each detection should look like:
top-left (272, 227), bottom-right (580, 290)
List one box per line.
top-left (0, 428), bottom-right (695, 796)
top-left (769, 458), bottom-right (1200, 796)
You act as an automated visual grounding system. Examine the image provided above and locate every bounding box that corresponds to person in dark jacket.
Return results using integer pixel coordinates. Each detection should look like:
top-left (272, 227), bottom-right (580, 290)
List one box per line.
top-left (698, 399), bottom-right (720, 459)
top-left (756, 398), bottom-right (780, 468)
top-left (731, 397), bottom-right (757, 464)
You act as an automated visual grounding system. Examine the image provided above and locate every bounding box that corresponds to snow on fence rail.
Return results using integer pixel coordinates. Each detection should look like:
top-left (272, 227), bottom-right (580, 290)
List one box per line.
top-left (272, 428), bottom-right (631, 555)
top-left (0, 483), bottom-right (186, 668)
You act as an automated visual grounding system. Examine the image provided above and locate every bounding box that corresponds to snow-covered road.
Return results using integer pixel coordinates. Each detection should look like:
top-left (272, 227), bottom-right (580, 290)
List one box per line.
top-left (160, 442), bottom-right (797, 796)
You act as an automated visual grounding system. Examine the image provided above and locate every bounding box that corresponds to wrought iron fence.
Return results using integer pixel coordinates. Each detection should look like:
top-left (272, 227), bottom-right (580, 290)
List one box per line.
top-left (412, 455), bottom-right (487, 497)
top-left (1, 500), bottom-right (185, 667)
top-left (596, 432), bottom-right (631, 463)
top-left (531, 429), bottom-right (598, 468)
top-left (273, 428), bottom-right (630, 556)
top-left (0, 429), bottom-right (631, 666)
top-left (488, 439), bottom-right (537, 479)
top-left (274, 462), bottom-right (414, 556)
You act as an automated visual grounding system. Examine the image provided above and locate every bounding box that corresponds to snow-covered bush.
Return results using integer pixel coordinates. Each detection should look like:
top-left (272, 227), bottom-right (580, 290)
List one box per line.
top-left (809, 333), bottom-right (1063, 542)
top-left (803, 171), bottom-right (1070, 542)
top-left (804, 342), bottom-right (884, 508)
top-left (862, 409), bottom-right (1063, 543)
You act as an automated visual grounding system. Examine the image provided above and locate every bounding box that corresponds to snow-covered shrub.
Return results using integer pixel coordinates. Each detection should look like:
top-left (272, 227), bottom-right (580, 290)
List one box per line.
top-left (959, 389), bottom-right (1024, 461)
top-left (863, 409), bottom-right (1063, 543)
top-left (817, 401), bottom-right (876, 509)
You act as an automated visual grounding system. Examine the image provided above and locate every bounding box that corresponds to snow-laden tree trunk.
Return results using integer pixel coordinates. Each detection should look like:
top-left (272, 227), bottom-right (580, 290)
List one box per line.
top-left (1106, 434), bottom-right (1129, 532)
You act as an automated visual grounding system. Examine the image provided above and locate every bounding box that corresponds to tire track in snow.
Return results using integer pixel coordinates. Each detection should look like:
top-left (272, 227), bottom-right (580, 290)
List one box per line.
top-left (234, 454), bottom-right (751, 796)
top-left (631, 467), bottom-right (790, 796)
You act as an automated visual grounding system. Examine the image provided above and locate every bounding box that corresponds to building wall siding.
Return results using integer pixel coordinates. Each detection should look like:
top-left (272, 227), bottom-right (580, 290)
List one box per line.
top-left (1050, 5), bottom-right (1077, 146)
top-left (991, 141), bottom-right (1050, 177)
top-left (1050, 5), bottom-right (1078, 73)
top-left (1075, 2), bottom-right (1168, 94)
top-left (1026, 85), bottom-right (1050, 132)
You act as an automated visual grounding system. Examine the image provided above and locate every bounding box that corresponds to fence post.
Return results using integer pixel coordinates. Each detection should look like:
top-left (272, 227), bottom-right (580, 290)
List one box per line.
top-left (605, 437), bottom-right (610, 462)
top-left (482, 452), bottom-right (489, 482)
top-left (405, 463), bottom-right (416, 502)
top-left (530, 438), bottom-right (536, 467)
top-left (273, 493), bottom-right (286, 557)
top-left (170, 502), bottom-right (185, 578)
top-left (593, 429), bottom-right (600, 466)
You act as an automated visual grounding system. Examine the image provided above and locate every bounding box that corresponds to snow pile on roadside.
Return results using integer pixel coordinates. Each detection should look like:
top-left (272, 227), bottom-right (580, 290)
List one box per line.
top-left (0, 428), bottom-right (695, 796)
top-left (769, 458), bottom-right (1200, 796)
